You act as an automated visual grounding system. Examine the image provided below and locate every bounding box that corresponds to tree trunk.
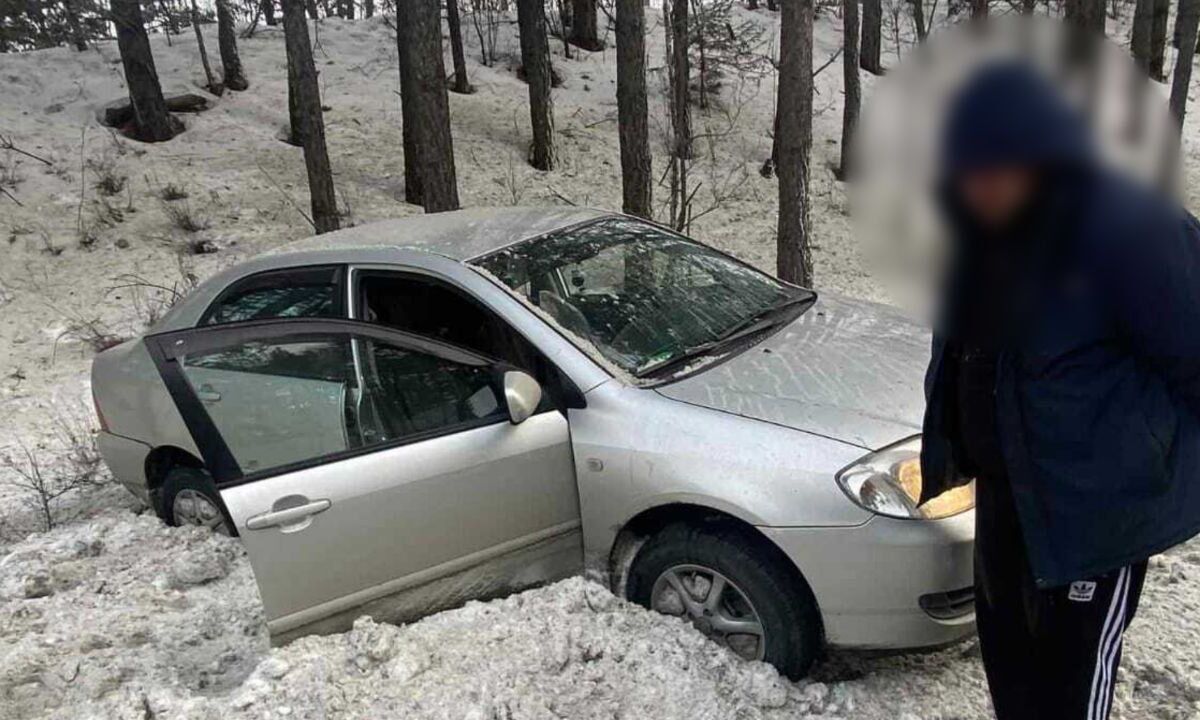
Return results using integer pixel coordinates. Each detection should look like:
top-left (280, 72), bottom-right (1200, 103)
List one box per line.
top-left (749, 0), bottom-right (758, 8)
top-left (396, 8), bottom-right (423, 204)
top-left (365, 0), bottom-right (374, 16)
top-left (281, 0), bottom-right (340, 232)
top-left (860, 0), bottom-right (881, 74)
top-left (446, 0), bottom-right (472, 93)
top-left (112, 0), bottom-right (179, 142)
top-left (517, 0), bottom-right (557, 170)
top-left (159, 0), bottom-right (181, 36)
top-left (668, 0), bottom-right (690, 161)
top-left (1065, 0), bottom-right (1105, 35)
top-left (556, 0), bottom-right (574, 58)
top-left (306, 0), bottom-right (319, 19)
top-left (911, 0), bottom-right (926, 42)
top-left (1132, 0), bottom-right (1154, 74)
top-left (767, 0), bottom-right (777, 9)
top-left (287, 56), bottom-right (303, 145)
top-left (1170, 0), bottom-right (1200, 132)
top-left (570, 0), bottom-right (603, 50)
top-left (63, 0), bottom-right (88, 51)
top-left (191, 0), bottom-right (219, 92)
top-left (839, 0), bottom-right (860, 180)
top-left (970, 0), bottom-right (987, 17)
top-left (695, 0), bottom-right (711, 110)
top-left (401, 0), bottom-right (460, 212)
top-left (1150, 0), bottom-right (1169, 80)
top-left (1021, 0), bottom-right (1036, 12)
top-left (263, 0), bottom-right (277, 24)
top-left (776, 0), bottom-right (814, 286)
top-left (616, 0), bottom-right (651, 218)
top-left (217, 0), bottom-right (249, 90)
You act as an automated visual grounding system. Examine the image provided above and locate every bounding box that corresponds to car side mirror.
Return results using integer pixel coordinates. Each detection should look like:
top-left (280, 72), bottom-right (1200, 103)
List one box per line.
top-left (502, 370), bottom-right (542, 424)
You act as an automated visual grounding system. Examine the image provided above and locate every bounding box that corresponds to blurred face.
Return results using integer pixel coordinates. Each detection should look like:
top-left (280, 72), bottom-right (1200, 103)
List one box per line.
top-left (955, 166), bottom-right (1037, 230)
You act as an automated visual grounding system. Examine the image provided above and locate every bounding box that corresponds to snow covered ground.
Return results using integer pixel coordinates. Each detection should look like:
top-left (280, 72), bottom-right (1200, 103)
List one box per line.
top-left (3, 6), bottom-right (1200, 719)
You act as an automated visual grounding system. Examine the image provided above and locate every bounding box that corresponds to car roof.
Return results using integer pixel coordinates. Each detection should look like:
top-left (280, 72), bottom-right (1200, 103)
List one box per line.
top-left (149, 207), bottom-right (613, 333)
top-left (270, 206), bottom-right (611, 262)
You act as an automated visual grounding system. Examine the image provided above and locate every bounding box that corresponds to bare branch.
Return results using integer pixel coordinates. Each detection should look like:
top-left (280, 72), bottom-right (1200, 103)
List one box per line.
top-left (0, 134), bottom-right (53, 166)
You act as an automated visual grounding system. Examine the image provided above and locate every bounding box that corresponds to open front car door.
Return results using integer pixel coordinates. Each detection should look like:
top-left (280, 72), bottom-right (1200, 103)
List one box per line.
top-left (146, 319), bottom-right (582, 642)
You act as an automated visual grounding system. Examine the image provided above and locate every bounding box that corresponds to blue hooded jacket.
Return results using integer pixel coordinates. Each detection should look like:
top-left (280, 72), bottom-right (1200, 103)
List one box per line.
top-left (921, 62), bottom-right (1200, 587)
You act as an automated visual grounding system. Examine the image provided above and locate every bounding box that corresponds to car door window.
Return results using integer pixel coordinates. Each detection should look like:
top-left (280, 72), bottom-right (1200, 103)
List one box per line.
top-left (355, 271), bottom-right (583, 412)
top-left (201, 266), bottom-right (344, 326)
top-left (357, 338), bottom-right (504, 445)
top-left (172, 327), bottom-right (506, 478)
top-left (181, 337), bottom-right (357, 474)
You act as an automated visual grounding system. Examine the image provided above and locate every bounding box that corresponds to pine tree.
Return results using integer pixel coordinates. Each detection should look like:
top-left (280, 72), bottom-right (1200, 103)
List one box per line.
top-left (190, 0), bottom-right (218, 93)
top-left (1132, 0), bottom-right (1155, 74)
top-left (400, 0), bottom-right (460, 212)
top-left (517, 0), bottom-right (558, 170)
top-left (776, 0), bottom-right (814, 286)
top-left (570, 0), bottom-right (603, 50)
top-left (1150, 0), bottom-right (1169, 80)
top-left (616, 0), bottom-right (651, 218)
top-left (217, 0), bottom-right (249, 91)
top-left (446, 0), bottom-right (473, 94)
top-left (281, 0), bottom-right (340, 232)
top-left (839, 0), bottom-right (860, 180)
top-left (860, 0), bottom-right (882, 74)
top-left (1171, 0), bottom-right (1200, 131)
top-left (1065, 0), bottom-right (1106, 35)
top-left (112, 0), bottom-right (180, 142)
top-left (396, 7), bottom-right (423, 204)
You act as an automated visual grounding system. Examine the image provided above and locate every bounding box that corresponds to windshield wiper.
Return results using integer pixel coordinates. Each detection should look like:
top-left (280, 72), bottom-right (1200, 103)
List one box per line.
top-left (711, 293), bottom-right (814, 344)
top-left (633, 293), bottom-right (814, 378)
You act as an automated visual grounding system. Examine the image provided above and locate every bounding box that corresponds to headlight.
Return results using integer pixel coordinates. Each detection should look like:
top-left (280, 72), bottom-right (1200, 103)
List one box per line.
top-left (836, 436), bottom-right (975, 520)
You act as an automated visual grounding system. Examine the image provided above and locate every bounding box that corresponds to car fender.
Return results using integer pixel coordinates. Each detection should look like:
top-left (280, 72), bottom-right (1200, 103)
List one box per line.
top-left (570, 380), bottom-right (873, 571)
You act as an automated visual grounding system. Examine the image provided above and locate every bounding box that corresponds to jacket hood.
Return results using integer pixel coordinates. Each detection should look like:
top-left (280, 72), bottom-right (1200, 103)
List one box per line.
top-left (940, 61), bottom-right (1093, 180)
top-left (655, 294), bottom-right (930, 450)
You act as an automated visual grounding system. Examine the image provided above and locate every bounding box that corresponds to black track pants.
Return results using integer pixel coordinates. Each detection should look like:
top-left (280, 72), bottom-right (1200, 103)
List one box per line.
top-left (974, 474), bottom-right (1148, 720)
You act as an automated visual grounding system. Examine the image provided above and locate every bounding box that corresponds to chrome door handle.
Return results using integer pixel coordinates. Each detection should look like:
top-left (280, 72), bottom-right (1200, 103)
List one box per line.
top-left (196, 384), bottom-right (222, 402)
top-left (246, 499), bottom-right (331, 531)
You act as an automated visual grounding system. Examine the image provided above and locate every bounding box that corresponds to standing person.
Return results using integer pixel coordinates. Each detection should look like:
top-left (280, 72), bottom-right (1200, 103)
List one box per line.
top-left (921, 61), bottom-right (1200, 719)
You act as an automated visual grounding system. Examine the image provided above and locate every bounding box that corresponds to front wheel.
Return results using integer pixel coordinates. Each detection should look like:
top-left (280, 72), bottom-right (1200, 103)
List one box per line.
top-left (160, 467), bottom-right (235, 536)
top-left (625, 523), bottom-right (822, 679)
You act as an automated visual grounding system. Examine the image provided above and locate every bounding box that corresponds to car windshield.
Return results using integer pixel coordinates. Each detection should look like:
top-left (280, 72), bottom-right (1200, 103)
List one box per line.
top-left (471, 218), bottom-right (814, 378)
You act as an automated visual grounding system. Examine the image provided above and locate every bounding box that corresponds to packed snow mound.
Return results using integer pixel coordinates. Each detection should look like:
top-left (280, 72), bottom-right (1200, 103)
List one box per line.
top-left (0, 502), bottom-right (855, 720)
top-left (28, 571), bottom-right (858, 720)
top-left (7, 503), bottom-right (1200, 720)
top-left (0, 508), bottom-right (267, 720)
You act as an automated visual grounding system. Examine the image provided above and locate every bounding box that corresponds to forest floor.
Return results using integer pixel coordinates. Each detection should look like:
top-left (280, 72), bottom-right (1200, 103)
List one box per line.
top-left (3, 6), bottom-right (1200, 720)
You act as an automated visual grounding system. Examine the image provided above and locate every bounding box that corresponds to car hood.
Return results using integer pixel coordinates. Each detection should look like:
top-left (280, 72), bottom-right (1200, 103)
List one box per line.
top-left (655, 293), bottom-right (931, 449)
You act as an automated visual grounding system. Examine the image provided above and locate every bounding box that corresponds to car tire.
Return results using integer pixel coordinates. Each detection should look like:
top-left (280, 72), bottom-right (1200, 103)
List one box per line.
top-left (626, 522), bottom-right (822, 679)
top-left (160, 467), bottom-right (236, 536)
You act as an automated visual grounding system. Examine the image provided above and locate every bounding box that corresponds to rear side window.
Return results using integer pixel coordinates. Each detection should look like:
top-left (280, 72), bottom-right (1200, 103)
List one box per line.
top-left (201, 266), bottom-right (344, 326)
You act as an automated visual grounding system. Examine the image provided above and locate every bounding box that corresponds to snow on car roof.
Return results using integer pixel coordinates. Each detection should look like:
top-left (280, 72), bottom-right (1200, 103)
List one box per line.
top-left (271, 206), bottom-right (611, 261)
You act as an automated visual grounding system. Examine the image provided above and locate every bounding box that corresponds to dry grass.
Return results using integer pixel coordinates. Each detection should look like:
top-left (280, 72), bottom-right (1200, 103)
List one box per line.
top-left (0, 404), bottom-right (103, 532)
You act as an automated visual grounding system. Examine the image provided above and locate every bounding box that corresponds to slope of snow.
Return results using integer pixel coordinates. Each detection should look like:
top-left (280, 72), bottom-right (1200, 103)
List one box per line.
top-left (2, 7), bottom-right (1200, 720)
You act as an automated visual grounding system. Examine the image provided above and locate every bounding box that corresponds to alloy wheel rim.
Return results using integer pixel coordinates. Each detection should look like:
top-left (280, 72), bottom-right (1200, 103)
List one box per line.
top-left (173, 489), bottom-right (230, 536)
top-left (650, 563), bottom-right (766, 661)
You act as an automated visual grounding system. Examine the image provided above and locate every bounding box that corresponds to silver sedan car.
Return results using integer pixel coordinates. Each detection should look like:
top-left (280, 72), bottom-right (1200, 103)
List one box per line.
top-left (92, 207), bottom-right (976, 678)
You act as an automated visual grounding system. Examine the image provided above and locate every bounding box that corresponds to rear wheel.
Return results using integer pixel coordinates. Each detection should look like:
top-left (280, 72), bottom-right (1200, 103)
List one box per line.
top-left (160, 467), bottom-right (234, 536)
top-left (626, 522), bottom-right (822, 679)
